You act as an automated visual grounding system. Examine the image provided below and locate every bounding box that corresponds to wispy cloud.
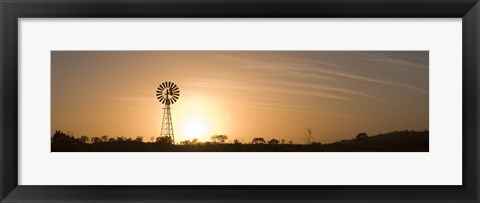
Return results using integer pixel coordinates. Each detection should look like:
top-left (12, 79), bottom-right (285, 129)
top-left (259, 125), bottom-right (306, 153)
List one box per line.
top-left (352, 51), bottom-right (428, 71)
top-left (182, 77), bottom-right (355, 102)
top-left (208, 52), bottom-right (428, 95)
top-left (107, 96), bottom-right (153, 102)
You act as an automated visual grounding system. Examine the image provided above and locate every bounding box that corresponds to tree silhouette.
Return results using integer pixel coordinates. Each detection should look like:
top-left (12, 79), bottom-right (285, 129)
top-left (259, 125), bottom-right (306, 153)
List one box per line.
top-left (180, 140), bottom-right (192, 145)
top-left (268, 139), bottom-right (279, 144)
top-left (80, 135), bottom-right (89, 143)
top-left (281, 139), bottom-right (285, 144)
top-left (303, 127), bottom-right (314, 144)
top-left (252, 137), bottom-right (266, 144)
top-left (91, 137), bottom-right (102, 143)
top-left (51, 129), bottom-right (429, 152)
top-left (101, 135), bottom-right (108, 142)
top-left (156, 136), bottom-right (173, 144)
top-left (356, 132), bottom-right (368, 140)
top-left (210, 134), bottom-right (228, 143)
top-left (51, 130), bottom-right (82, 147)
top-left (135, 136), bottom-right (143, 142)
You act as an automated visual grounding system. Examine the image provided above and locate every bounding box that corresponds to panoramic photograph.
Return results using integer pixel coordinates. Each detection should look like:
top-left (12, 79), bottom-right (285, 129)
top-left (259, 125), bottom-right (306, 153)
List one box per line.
top-left (51, 51), bottom-right (429, 152)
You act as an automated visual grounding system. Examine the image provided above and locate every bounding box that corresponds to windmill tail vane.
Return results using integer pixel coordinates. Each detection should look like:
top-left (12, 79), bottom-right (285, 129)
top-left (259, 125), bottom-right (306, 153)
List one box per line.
top-left (156, 81), bottom-right (180, 144)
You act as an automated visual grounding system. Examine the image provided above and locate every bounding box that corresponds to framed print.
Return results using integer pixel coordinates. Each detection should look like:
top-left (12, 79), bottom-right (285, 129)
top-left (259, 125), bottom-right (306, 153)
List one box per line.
top-left (49, 50), bottom-right (429, 153)
top-left (1, 0), bottom-right (479, 202)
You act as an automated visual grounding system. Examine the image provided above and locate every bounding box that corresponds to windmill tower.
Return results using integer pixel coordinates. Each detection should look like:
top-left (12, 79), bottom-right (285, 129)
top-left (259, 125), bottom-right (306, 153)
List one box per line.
top-left (156, 81), bottom-right (180, 144)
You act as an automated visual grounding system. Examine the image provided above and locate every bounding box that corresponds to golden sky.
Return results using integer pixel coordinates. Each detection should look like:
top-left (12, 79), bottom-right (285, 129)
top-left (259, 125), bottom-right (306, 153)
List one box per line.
top-left (51, 51), bottom-right (428, 144)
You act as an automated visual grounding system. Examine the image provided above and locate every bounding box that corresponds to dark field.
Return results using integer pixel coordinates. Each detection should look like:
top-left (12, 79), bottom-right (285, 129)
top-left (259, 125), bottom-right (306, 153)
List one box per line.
top-left (51, 130), bottom-right (428, 152)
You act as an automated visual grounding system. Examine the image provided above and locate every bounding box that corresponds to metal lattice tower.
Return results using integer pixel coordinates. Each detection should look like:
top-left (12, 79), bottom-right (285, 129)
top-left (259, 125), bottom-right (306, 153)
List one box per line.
top-left (156, 81), bottom-right (180, 144)
top-left (160, 102), bottom-right (174, 142)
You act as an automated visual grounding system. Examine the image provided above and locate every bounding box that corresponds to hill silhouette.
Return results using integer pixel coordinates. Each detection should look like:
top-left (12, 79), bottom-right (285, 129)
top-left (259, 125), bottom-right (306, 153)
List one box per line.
top-left (51, 130), bottom-right (428, 152)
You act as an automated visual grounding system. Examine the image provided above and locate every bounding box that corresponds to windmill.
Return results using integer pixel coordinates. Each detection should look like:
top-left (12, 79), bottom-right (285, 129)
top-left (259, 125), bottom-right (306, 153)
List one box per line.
top-left (156, 81), bottom-right (180, 144)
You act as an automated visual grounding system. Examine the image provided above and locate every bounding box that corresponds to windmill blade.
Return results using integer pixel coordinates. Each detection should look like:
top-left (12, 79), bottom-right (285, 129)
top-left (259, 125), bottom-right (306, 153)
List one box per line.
top-left (156, 81), bottom-right (179, 105)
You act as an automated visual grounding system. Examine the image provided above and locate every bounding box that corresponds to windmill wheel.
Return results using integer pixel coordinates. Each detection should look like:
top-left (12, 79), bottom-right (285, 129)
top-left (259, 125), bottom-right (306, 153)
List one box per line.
top-left (156, 81), bottom-right (180, 105)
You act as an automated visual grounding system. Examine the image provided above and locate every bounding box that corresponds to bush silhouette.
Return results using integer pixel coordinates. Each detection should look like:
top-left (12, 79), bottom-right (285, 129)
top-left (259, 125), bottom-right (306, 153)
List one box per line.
top-left (135, 136), bottom-right (143, 142)
top-left (268, 139), bottom-right (279, 144)
top-left (356, 133), bottom-right (368, 140)
top-left (233, 139), bottom-right (242, 145)
top-left (91, 137), bottom-right (102, 143)
top-left (252, 137), bottom-right (266, 144)
top-left (51, 130), bottom-right (428, 152)
top-left (80, 135), bottom-right (89, 143)
top-left (156, 136), bottom-right (173, 144)
top-left (180, 140), bottom-right (192, 145)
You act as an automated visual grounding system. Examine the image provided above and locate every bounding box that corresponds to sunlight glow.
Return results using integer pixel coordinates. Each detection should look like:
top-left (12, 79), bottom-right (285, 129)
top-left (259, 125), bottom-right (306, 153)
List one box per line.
top-left (182, 117), bottom-right (207, 139)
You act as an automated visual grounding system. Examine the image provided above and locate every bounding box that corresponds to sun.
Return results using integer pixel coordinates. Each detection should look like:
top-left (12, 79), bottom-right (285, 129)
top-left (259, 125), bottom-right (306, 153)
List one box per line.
top-left (182, 117), bottom-right (207, 139)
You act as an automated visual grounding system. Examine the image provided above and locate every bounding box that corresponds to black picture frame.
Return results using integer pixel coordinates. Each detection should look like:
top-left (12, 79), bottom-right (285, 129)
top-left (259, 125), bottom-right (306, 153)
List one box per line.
top-left (1, 0), bottom-right (479, 202)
